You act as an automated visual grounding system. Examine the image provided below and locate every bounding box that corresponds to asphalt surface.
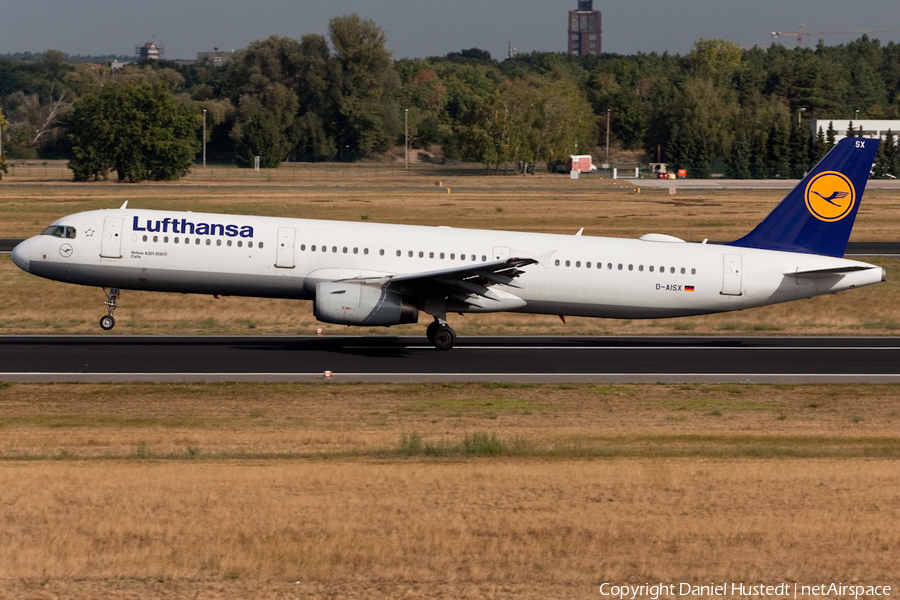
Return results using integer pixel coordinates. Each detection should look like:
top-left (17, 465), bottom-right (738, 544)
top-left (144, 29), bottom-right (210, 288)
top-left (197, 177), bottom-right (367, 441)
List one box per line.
top-left (2, 335), bottom-right (900, 383)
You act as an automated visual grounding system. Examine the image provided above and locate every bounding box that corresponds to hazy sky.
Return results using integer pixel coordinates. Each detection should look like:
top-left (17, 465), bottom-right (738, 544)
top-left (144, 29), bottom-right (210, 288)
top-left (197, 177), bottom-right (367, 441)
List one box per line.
top-left (3, 0), bottom-right (900, 61)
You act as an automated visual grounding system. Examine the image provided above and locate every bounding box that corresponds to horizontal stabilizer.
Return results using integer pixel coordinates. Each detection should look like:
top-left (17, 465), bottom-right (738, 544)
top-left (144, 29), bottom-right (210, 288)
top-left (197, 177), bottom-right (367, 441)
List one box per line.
top-left (785, 265), bottom-right (875, 277)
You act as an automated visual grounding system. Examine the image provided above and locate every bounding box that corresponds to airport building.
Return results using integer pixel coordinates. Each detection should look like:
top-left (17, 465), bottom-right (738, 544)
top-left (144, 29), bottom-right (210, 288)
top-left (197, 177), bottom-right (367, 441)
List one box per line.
top-left (197, 48), bottom-right (234, 66)
top-left (567, 0), bottom-right (601, 56)
top-left (810, 119), bottom-right (900, 142)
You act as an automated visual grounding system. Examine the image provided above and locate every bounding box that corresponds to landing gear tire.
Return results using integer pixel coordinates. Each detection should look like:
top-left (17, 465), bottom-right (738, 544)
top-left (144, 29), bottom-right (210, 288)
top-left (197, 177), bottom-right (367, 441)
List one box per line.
top-left (433, 324), bottom-right (456, 351)
top-left (100, 287), bottom-right (120, 331)
top-left (426, 321), bottom-right (440, 344)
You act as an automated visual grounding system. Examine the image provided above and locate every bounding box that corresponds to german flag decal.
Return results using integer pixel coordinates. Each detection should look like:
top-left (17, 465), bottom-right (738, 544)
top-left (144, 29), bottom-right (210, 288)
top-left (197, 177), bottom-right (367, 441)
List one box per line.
top-left (685, 285), bottom-right (695, 292)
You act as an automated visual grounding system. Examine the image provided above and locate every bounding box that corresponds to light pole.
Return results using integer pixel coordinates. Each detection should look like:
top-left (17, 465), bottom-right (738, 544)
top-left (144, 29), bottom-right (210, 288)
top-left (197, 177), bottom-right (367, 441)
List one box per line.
top-left (202, 109), bottom-right (206, 168)
top-left (797, 107), bottom-right (805, 128)
top-left (605, 109), bottom-right (611, 167)
top-left (405, 108), bottom-right (408, 170)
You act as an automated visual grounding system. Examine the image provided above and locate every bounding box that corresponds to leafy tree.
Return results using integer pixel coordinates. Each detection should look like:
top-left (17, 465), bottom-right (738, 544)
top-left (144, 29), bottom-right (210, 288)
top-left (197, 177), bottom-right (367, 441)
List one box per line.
top-left (689, 39), bottom-right (742, 83)
top-left (231, 85), bottom-right (297, 167)
top-left (329, 14), bottom-right (401, 155)
top-left (67, 81), bottom-right (199, 182)
top-left (0, 107), bottom-right (8, 179)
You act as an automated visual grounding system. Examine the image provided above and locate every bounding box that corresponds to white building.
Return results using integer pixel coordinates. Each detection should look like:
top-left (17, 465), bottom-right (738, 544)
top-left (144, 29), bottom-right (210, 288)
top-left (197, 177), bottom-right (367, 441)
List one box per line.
top-left (809, 119), bottom-right (900, 142)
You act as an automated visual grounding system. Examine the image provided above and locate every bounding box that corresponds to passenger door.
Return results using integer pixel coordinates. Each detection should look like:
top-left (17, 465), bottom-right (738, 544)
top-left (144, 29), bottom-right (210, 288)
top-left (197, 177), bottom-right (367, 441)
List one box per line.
top-left (100, 217), bottom-right (123, 259)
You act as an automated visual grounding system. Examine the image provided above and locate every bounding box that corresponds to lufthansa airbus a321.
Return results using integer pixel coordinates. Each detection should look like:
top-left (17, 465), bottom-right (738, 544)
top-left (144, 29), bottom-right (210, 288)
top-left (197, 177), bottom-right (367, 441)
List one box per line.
top-left (11, 137), bottom-right (885, 350)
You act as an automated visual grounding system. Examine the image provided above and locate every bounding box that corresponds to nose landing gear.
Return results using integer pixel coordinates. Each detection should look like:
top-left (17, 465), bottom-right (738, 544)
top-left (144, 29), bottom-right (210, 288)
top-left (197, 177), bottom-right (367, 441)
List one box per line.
top-left (426, 317), bottom-right (456, 350)
top-left (100, 287), bottom-right (120, 330)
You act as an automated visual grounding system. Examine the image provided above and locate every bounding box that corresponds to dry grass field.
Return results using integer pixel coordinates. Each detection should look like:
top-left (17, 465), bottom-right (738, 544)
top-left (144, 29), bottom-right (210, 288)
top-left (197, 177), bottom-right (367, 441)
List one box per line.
top-left (1, 165), bottom-right (900, 336)
top-left (2, 168), bottom-right (900, 598)
top-left (0, 382), bottom-right (899, 599)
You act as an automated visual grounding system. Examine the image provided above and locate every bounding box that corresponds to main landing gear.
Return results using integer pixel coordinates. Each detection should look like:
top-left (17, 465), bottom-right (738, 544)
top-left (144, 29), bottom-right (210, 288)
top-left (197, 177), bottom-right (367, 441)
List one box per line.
top-left (426, 317), bottom-right (456, 350)
top-left (100, 287), bottom-right (120, 330)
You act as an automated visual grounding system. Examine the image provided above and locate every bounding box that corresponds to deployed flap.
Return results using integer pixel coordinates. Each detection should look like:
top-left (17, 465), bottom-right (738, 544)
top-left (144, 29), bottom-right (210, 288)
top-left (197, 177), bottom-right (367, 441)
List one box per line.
top-left (341, 257), bottom-right (537, 301)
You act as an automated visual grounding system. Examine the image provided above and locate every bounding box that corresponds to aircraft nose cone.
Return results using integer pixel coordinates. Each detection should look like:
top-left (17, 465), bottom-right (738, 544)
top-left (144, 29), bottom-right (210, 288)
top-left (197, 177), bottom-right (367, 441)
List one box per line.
top-left (11, 239), bottom-right (31, 273)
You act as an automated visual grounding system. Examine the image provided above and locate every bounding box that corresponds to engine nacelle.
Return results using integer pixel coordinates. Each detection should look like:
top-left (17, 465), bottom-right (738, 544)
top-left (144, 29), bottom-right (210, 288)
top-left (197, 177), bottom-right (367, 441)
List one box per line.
top-left (314, 281), bottom-right (419, 326)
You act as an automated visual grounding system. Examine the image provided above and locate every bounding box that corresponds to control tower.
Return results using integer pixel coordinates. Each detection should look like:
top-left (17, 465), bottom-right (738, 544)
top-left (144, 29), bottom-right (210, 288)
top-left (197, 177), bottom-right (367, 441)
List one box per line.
top-left (568, 0), bottom-right (601, 56)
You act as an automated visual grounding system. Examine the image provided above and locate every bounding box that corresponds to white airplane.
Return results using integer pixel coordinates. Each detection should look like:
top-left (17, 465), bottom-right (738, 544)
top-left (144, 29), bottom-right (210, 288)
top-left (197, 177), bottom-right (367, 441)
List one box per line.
top-left (11, 137), bottom-right (885, 350)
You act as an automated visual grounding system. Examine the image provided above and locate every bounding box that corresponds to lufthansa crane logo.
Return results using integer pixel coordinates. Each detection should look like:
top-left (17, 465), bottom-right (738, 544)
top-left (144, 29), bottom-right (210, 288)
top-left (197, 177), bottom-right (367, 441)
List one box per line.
top-left (805, 171), bottom-right (856, 222)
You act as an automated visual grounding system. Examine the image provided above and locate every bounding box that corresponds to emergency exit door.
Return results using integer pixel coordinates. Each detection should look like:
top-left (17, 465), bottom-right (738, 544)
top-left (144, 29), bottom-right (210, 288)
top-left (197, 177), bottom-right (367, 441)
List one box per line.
top-left (275, 227), bottom-right (296, 268)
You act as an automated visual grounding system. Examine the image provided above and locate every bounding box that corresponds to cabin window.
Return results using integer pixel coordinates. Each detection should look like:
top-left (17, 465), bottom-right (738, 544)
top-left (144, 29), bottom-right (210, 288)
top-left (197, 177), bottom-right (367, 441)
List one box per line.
top-left (618, 264), bottom-right (623, 270)
top-left (649, 266), bottom-right (654, 272)
top-left (586, 262), bottom-right (591, 268)
top-left (217, 240), bottom-right (222, 247)
top-left (153, 236), bottom-right (158, 243)
top-left (565, 260), bottom-right (571, 267)
top-left (576, 261), bottom-right (581, 268)
top-left (164, 236), bottom-right (169, 243)
top-left (174, 237), bottom-right (180, 244)
top-left (379, 249), bottom-right (384, 256)
top-left (142, 235), bottom-right (148, 242)
top-left (482, 255), bottom-right (487, 262)
top-left (471, 254), bottom-right (476, 261)
top-left (194, 238), bottom-right (200, 245)
top-left (660, 266), bottom-right (664, 272)
top-left (353, 248), bottom-right (358, 254)
top-left (628, 264), bottom-right (633, 271)
top-left (237, 241), bottom-right (243, 247)
top-left (343, 247), bottom-right (348, 254)
top-left (639, 265), bottom-right (644, 272)
top-left (429, 252), bottom-right (434, 259)
top-left (247, 241), bottom-right (252, 248)
top-left (208, 239), bottom-right (213, 246)
top-left (396, 250), bottom-right (401, 257)
top-left (607, 263), bottom-right (613, 270)
top-left (692, 268), bottom-right (696, 275)
top-left (451, 253), bottom-right (456, 259)
top-left (418, 251), bottom-right (423, 258)
top-left (227, 240), bottom-right (232, 247)
top-left (259, 242), bottom-right (264, 249)
top-left (311, 245), bottom-right (316, 251)
top-left (555, 259), bottom-right (560, 266)
top-left (364, 248), bottom-right (369, 255)
top-left (440, 252), bottom-right (445, 259)
top-left (670, 267), bottom-right (675, 274)
top-left (681, 267), bottom-right (685, 274)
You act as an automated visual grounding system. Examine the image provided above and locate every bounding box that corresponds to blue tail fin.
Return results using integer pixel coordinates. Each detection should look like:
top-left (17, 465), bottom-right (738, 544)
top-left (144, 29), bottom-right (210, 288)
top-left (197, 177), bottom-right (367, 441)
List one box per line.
top-left (728, 137), bottom-right (879, 257)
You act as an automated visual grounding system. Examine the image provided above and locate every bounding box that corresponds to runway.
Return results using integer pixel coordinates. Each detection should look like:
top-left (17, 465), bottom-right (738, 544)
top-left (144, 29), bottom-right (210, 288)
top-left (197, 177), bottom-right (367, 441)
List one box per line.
top-left (2, 335), bottom-right (900, 383)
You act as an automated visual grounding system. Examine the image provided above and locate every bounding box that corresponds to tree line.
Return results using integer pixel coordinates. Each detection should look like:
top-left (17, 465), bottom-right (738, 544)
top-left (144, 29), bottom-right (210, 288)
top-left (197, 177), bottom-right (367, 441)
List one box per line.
top-left (3, 17), bottom-right (900, 181)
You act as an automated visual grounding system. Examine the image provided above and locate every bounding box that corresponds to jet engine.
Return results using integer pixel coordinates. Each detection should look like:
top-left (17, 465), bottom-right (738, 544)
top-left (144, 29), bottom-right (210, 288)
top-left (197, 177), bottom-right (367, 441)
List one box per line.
top-left (314, 281), bottom-right (418, 326)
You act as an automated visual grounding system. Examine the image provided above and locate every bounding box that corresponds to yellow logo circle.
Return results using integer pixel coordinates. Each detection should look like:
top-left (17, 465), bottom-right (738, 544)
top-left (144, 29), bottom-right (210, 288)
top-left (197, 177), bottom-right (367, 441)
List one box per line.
top-left (805, 171), bottom-right (855, 222)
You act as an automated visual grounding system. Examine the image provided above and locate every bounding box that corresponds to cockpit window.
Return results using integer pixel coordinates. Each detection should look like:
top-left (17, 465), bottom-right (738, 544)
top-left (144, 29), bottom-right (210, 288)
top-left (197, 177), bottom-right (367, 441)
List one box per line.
top-left (42, 226), bottom-right (65, 237)
top-left (40, 226), bottom-right (76, 238)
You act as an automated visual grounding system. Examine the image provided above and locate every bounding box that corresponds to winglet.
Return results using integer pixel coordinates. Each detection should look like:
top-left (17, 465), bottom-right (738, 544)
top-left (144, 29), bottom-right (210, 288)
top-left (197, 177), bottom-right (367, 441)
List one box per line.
top-left (727, 137), bottom-right (879, 257)
top-left (119, 201), bottom-right (128, 210)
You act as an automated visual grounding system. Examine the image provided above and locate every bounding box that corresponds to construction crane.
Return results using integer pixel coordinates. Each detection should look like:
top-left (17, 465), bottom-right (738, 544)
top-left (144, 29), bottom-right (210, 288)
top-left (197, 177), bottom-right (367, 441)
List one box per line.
top-left (771, 24), bottom-right (900, 47)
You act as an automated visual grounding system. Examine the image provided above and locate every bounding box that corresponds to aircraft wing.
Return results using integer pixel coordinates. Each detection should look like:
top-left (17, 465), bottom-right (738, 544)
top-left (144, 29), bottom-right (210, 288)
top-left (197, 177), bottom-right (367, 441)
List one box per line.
top-left (341, 257), bottom-right (537, 306)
